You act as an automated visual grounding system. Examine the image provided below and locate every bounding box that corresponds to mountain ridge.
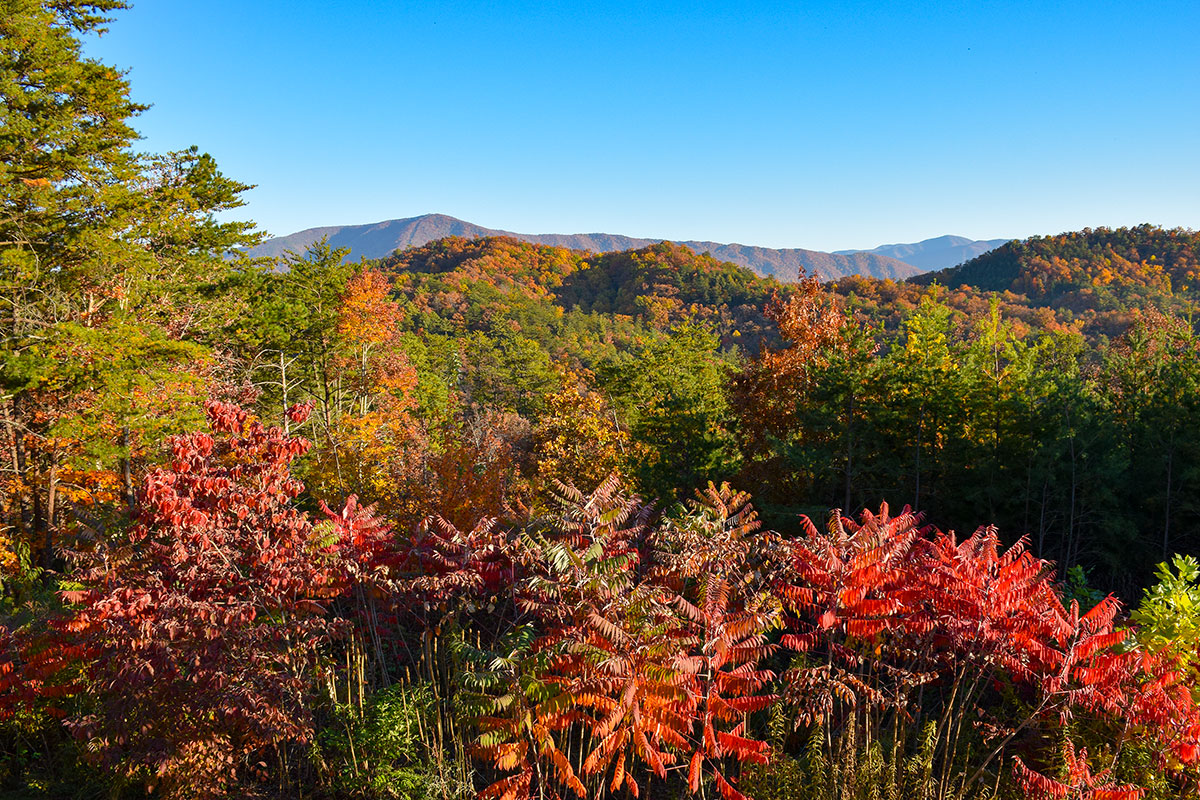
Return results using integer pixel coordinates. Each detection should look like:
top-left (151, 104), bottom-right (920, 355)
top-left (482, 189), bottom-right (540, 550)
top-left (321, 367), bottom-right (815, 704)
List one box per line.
top-left (248, 214), bottom-right (926, 282)
top-left (835, 234), bottom-right (1011, 271)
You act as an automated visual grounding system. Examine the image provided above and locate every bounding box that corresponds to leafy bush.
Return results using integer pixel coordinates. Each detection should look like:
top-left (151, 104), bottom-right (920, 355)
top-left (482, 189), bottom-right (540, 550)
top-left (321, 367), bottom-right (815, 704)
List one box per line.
top-left (321, 683), bottom-right (468, 799)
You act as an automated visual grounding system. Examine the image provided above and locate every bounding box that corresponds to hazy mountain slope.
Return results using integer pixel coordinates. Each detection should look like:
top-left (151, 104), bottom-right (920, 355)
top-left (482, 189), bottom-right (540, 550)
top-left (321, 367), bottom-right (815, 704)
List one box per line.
top-left (250, 214), bottom-right (497, 260)
top-left (836, 235), bottom-right (1011, 271)
top-left (685, 242), bottom-right (921, 281)
top-left (249, 214), bottom-right (923, 282)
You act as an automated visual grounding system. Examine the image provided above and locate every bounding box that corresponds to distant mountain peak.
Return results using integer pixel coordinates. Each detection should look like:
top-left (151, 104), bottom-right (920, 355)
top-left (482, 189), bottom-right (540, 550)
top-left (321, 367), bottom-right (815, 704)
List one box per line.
top-left (836, 235), bottom-right (1011, 271)
top-left (249, 213), bottom-right (925, 283)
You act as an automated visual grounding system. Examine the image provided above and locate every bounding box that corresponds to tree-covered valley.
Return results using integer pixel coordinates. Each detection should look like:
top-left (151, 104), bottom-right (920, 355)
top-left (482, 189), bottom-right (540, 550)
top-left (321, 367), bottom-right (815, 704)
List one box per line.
top-left (3, 3), bottom-right (1200, 799)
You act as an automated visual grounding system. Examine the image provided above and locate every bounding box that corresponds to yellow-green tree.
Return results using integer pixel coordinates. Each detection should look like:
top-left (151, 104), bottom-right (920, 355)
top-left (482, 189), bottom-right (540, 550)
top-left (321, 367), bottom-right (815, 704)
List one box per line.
top-left (532, 373), bottom-right (630, 497)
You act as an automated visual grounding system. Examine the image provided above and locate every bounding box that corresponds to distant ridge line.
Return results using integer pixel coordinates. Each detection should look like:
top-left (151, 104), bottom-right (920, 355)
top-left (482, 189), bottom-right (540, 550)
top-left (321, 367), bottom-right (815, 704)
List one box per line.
top-left (836, 234), bottom-right (1012, 272)
top-left (248, 213), bottom-right (955, 282)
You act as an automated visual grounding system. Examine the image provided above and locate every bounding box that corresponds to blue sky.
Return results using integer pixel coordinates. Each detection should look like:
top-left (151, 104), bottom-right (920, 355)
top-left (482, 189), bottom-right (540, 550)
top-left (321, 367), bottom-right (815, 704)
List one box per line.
top-left (85, 1), bottom-right (1199, 251)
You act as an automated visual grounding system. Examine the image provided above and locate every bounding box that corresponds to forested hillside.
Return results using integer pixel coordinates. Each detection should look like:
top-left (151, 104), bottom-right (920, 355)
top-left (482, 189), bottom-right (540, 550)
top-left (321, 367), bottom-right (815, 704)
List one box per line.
top-left (2, 3), bottom-right (1200, 800)
top-left (912, 224), bottom-right (1200, 311)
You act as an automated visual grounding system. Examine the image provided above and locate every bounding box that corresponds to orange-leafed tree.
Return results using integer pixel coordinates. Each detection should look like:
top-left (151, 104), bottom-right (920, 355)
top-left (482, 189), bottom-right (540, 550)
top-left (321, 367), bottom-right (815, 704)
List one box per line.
top-left (734, 280), bottom-right (853, 501)
top-left (305, 268), bottom-right (425, 519)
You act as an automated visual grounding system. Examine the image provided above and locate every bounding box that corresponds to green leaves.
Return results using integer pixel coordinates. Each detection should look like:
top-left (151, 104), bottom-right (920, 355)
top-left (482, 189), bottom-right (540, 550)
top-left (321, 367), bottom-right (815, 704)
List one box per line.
top-left (1134, 554), bottom-right (1200, 659)
top-left (600, 323), bottom-right (741, 502)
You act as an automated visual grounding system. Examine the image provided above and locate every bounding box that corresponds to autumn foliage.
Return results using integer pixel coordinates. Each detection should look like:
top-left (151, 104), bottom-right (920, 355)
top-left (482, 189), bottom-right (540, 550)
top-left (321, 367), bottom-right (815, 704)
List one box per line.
top-left (6, 4), bottom-right (1200, 797)
top-left (2, 393), bottom-right (1198, 798)
top-left (52, 401), bottom-right (347, 795)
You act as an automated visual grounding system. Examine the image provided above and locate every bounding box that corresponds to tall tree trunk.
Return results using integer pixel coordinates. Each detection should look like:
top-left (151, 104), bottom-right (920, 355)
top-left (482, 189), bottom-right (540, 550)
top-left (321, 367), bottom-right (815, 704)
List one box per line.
top-left (3, 399), bottom-right (31, 535)
top-left (1163, 442), bottom-right (1174, 559)
top-left (1065, 407), bottom-right (1079, 569)
top-left (1038, 479), bottom-right (1049, 557)
top-left (843, 388), bottom-right (854, 512)
top-left (121, 425), bottom-right (136, 514)
top-left (913, 405), bottom-right (923, 511)
top-left (280, 351), bottom-right (291, 436)
top-left (40, 461), bottom-right (57, 573)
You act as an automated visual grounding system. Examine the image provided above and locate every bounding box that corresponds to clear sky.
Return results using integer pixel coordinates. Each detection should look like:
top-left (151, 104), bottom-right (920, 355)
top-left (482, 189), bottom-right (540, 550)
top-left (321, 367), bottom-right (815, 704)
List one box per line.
top-left (83, 0), bottom-right (1200, 252)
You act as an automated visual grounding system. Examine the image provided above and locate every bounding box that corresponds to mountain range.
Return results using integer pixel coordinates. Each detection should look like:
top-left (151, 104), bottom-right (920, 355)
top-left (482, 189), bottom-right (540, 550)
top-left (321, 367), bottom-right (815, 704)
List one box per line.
top-left (836, 235), bottom-right (1012, 272)
top-left (248, 214), bottom-right (1007, 281)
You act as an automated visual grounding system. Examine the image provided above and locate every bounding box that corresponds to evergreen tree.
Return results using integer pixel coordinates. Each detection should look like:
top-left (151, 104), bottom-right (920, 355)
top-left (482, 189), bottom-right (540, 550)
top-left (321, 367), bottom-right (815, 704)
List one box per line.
top-left (0, 0), bottom-right (258, 568)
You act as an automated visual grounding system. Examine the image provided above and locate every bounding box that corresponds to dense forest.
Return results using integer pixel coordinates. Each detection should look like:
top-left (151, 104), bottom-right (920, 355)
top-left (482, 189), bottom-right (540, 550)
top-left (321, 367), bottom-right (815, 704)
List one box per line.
top-left (3, 2), bottom-right (1200, 799)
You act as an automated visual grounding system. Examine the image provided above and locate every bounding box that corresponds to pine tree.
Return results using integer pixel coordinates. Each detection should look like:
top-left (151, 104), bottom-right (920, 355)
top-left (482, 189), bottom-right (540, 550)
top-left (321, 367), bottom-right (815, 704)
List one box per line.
top-left (0, 1), bottom-right (259, 569)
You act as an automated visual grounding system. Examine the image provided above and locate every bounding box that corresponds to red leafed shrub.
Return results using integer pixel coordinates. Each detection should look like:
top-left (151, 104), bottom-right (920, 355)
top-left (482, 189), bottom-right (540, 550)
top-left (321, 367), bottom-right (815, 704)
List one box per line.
top-left (774, 503), bottom-right (930, 724)
top-left (672, 576), bottom-right (778, 800)
top-left (467, 478), bottom-right (656, 800)
top-left (657, 484), bottom-right (781, 800)
top-left (0, 622), bottom-right (88, 726)
top-left (773, 502), bottom-right (1200, 797)
top-left (402, 515), bottom-right (517, 614)
top-left (59, 400), bottom-right (347, 797)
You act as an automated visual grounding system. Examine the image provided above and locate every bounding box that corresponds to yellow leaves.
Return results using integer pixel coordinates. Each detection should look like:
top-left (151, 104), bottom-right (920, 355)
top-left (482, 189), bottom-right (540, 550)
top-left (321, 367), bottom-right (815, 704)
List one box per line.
top-left (58, 467), bottom-right (121, 506)
top-left (532, 374), bottom-right (629, 495)
top-left (337, 269), bottom-right (402, 347)
top-left (0, 529), bottom-right (18, 577)
top-left (305, 405), bottom-right (421, 512)
top-left (635, 294), bottom-right (684, 329)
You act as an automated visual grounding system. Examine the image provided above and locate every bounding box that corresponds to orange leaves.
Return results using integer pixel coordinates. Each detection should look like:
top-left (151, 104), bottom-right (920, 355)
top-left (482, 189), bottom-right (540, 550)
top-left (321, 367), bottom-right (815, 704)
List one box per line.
top-left (734, 279), bottom-right (862, 490)
top-left (337, 268), bottom-right (402, 347)
top-left (763, 283), bottom-right (850, 383)
top-left (476, 771), bottom-right (532, 800)
top-left (550, 746), bottom-right (586, 797)
top-left (465, 481), bottom-right (778, 800)
top-left (0, 529), bottom-right (18, 578)
top-left (302, 266), bottom-right (429, 520)
top-left (716, 729), bottom-right (770, 764)
top-left (567, 590), bottom-right (689, 789)
top-left (335, 268), bottom-right (412, 394)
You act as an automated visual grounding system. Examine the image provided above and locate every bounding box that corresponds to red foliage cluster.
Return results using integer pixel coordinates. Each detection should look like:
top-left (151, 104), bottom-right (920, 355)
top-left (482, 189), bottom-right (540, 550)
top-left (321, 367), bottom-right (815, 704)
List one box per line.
top-left (364, 481), bottom-right (1200, 800)
top-left (774, 503), bottom-right (1200, 797)
top-left (3, 402), bottom-right (1198, 800)
top-left (1013, 740), bottom-right (1143, 800)
top-left (53, 401), bottom-right (349, 795)
top-left (431, 480), bottom-right (780, 800)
